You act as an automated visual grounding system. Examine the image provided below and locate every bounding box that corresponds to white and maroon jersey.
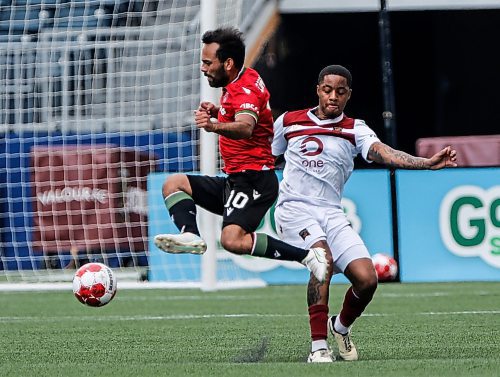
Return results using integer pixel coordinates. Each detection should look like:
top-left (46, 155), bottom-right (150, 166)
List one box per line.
top-left (218, 67), bottom-right (275, 174)
top-left (272, 107), bottom-right (380, 208)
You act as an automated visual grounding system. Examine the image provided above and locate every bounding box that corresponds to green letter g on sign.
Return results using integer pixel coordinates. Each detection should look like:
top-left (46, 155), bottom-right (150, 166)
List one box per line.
top-left (440, 186), bottom-right (500, 268)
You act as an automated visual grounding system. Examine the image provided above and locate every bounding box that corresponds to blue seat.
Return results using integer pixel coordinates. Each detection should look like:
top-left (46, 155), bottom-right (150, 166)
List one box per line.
top-left (51, 2), bottom-right (103, 29)
top-left (0, 0), bottom-right (133, 33)
top-left (0, 8), bottom-right (44, 32)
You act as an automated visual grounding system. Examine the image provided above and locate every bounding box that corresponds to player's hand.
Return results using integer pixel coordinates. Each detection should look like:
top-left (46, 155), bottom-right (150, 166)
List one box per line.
top-left (428, 146), bottom-right (458, 170)
top-left (194, 108), bottom-right (218, 133)
top-left (198, 102), bottom-right (219, 118)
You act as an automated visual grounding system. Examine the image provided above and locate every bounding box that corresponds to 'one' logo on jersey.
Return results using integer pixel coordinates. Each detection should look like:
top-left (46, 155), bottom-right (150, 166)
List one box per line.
top-left (299, 136), bottom-right (324, 156)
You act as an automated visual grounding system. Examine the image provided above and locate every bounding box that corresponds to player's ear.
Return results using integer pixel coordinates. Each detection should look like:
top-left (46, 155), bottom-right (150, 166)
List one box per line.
top-left (224, 58), bottom-right (233, 71)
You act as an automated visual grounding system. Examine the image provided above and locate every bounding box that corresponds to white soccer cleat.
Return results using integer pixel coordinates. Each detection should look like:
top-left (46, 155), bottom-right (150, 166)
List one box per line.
top-left (328, 316), bottom-right (358, 361)
top-left (302, 247), bottom-right (329, 283)
top-left (307, 348), bottom-right (335, 363)
top-left (154, 232), bottom-right (207, 255)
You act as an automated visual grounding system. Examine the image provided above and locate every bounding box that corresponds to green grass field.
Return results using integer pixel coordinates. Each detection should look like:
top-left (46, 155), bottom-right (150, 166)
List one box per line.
top-left (0, 282), bottom-right (498, 377)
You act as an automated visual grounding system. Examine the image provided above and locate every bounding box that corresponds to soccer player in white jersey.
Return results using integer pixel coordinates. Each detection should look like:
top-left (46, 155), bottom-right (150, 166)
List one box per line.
top-left (272, 65), bottom-right (457, 363)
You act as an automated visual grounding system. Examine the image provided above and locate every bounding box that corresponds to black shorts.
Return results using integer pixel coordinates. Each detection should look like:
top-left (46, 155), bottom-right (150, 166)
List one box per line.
top-left (187, 170), bottom-right (279, 232)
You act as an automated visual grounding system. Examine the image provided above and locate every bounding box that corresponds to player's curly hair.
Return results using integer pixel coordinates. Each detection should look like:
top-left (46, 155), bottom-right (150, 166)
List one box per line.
top-left (202, 27), bottom-right (246, 70)
top-left (318, 65), bottom-right (352, 87)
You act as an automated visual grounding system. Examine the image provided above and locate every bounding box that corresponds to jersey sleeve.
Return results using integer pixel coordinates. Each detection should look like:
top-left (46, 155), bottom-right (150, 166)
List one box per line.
top-left (272, 112), bottom-right (287, 156)
top-left (231, 88), bottom-right (260, 123)
top-left (354, 119), bottom-right (380, 162)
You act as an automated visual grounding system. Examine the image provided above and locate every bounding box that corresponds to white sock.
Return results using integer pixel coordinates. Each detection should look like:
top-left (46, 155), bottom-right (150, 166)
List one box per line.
top-left (334, 316), bottom-right (350, 335)
top-left (311, 339), bottom-right (328, 352)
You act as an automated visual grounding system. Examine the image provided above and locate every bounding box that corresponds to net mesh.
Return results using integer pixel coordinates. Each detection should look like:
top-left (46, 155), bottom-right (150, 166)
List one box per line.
top-left (0, 0), bottom-right (265, 285)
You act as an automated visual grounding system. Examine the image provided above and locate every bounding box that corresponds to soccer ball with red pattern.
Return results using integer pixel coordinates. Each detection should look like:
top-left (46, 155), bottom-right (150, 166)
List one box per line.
top-left (72, 263), bottom-right (117, 307)
top-left (372, 253), bottom-right (398, 282)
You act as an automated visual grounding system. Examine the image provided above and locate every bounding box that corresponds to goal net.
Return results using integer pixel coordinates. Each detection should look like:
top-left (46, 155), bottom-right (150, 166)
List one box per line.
top-left (0, 0), bottom-right (277, 289)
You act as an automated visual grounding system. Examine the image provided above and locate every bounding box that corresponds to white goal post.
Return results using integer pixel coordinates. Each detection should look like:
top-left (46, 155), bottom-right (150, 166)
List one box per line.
top-left (0, 0), bottom-right (282, 291)
top-left (199, 0), bottom-right (219, 292)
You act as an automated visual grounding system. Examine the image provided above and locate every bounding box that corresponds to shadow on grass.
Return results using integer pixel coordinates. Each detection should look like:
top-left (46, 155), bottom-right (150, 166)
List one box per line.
top-left (233, 337), bottom-right (268, 363)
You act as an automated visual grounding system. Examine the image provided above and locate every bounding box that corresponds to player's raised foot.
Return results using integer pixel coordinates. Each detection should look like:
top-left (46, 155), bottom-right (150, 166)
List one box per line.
top-left (154, 232), bottom-right (207, 255)
top-left (307, 348), bottom-right (335, 363)
top-left (302, 247), bottom-right (329, 283)
top-left (328, 316), bottom-right (358, 361)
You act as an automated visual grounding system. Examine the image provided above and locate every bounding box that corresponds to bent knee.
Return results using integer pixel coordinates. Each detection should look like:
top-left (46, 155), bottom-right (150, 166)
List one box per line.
top-left (356, 273), bottom-right (378, 298)
top-left (220, 225), bottom-right (250, 254)
top-left (163, 174), bottom-right (191, 196)
top-left (220, 237), bottom-right (244, 254)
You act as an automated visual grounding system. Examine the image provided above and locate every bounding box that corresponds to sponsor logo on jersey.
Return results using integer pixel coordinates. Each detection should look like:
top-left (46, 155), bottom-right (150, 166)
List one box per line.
top-left (240, 103), bottom-right (259, 112)
top-left (299, 228), bottom-right (311, 240)
top-left (242, 86), bottom-right (251, 95)
top-left (299, 136), bottom-right (325, 170)
top-left (253, 190), bottom-right (261, 200)
top-left (274, 250), bottom-right (281, 258)
top-left (226, 207), bottom-right (234, 215)
top-left (255, 77), bottom-right (265, 93)
top-left (220, 107), bottom-right (226, 115)
top-left (299, 136), bottom-right (323, 156)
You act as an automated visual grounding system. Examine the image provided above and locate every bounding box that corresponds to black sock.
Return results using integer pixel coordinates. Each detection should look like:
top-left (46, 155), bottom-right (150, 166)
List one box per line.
top-left (165, 192), bottom-right (200, 235)
top-left (252, 233), bottom-right (308, 262)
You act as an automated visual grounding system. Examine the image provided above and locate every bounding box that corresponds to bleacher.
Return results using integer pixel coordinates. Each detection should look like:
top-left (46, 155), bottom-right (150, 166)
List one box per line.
top-left (0, 0), bottom-right (202, 132)
top-left (0, 1), bottom-right (149, 35)
top-left (0, 0), bottom-right (271, 132)
top-left (0, 0), bottom-right (280, 276)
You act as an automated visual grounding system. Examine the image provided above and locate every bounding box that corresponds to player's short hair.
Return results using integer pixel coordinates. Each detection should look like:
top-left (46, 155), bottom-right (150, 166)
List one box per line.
top-left (318, 65), bottom-right (352, 87)
top-left (202, 27), bottom-right (246, 70)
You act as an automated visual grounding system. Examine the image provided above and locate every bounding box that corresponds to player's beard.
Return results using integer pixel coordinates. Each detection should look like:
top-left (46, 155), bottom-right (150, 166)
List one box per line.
top-left (206, 65), bottom-right (229, 88)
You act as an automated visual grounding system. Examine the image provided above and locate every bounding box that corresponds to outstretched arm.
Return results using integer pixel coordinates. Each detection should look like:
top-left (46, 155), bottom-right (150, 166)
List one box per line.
top-left (367, 141), bottom-right (457, 170)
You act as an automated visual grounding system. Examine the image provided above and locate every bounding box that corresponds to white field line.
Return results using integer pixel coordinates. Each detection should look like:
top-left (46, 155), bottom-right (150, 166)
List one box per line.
top-left (0, 290), bottom-right (495, 303)
top-left (0, 291), bottom-right (488, 302)
top-left (0, 311), bottom-right (499, 323)
top-left (82, 291), bottom-right (494, 301)
top-left (0, 280), bottom-right (267, 292)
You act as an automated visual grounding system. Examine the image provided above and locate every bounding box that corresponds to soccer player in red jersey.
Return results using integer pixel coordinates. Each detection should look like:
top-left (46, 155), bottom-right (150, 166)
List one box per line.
top-left (272, 65), bottom-right (457, 362)
top-left (154, 28), bottom-right (329, 282)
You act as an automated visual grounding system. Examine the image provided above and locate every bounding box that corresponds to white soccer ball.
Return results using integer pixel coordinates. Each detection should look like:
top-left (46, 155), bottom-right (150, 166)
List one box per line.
top-left (72, 263), bottom-right (117, 307)
top-left (371, 253), bottom-right (398, 282)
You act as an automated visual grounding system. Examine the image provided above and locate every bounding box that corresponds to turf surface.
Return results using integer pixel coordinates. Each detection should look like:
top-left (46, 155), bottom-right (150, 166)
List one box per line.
top-left (0, 282), bottom-right (498, 377)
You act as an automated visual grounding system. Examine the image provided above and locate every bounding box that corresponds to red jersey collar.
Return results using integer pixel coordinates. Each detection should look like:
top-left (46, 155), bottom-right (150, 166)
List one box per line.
top-left (222, 67), bottom-right (246, 92)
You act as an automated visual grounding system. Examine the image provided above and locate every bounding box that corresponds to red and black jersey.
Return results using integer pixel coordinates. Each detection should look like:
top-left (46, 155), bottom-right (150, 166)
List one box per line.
top-left (218, 67), bottom-right (275, 174)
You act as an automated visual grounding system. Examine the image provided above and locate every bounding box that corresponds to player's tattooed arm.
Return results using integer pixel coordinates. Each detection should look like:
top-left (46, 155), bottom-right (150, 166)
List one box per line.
top-left (367, 142), bottom-right (458, 170)
top-left (368, 142), bottom-right (429, 169)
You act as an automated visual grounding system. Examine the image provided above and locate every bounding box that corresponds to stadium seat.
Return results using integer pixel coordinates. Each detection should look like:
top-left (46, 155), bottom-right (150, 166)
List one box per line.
top-left (0, 7), bottom-right (45, 33)
top-left (51, 3), bottom-right (104, 29)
